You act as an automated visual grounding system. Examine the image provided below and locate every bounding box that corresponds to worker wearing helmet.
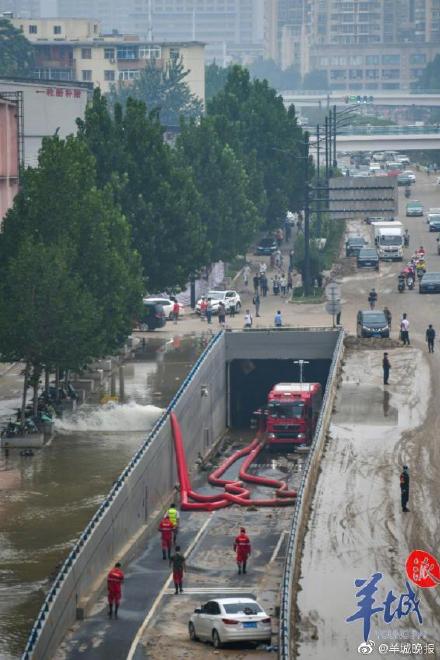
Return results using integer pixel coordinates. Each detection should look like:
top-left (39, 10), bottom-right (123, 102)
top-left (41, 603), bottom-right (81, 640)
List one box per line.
top-left (233, 527), bottom-right (251, 574)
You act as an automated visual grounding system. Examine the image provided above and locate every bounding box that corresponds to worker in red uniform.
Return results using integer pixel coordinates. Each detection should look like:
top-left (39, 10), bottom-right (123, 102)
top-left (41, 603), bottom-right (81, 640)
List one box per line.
top-left (158, 514), bottom-right (175, 560)
top-left (233, 527), bottom-right (251, 574)
top-left (107, 562), bottom-right (124, 619)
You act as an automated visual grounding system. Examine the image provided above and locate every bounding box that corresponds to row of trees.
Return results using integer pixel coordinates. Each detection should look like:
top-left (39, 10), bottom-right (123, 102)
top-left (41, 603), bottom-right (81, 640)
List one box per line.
top-left (0, 66), bottom-right (307, 411)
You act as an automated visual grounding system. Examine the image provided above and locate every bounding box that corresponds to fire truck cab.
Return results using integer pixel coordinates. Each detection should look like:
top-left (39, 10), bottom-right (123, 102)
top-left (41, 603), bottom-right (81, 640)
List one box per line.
top-left (259, 382), bottom-right (322, 445)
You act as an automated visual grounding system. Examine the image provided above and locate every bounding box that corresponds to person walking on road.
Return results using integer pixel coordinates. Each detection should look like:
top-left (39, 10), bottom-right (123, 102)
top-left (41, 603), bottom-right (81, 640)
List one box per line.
top-left (426, 324), bottom-right (436, 353)
top-left (218, 301), bottom-right (226, 326)
top-left (243, 264), bottom-right (250, 289)
top-left (253, 292), bottom-right (261, 317)
top-left (206, 298), bottom-right (213, 325)
top-left (280, 274), bottom-right (287, 296)
top-left (244, 309), bottom-right (253, 328)
top-left (383, 306), bottom-right (392, 330)
top-left (167, 503), bottom-right (180, 543)
top-left (172, 299), bottom-right (180, 325)
top-left (382, 352), bottom-right (391, 385)
top-left (107, 562), bottom-right (124, 619)
top-left (233, 527), bottom-right (251, 574)
top-left (158, 514), bottom-right (175, 560)
top-left (400, 465), bottom-right (410, 513)
top-left (274, 310), bottom-right (283, 328)
top-left (368, 288), bottom-right (377, 310)
top-left (253, 274), bottom-right (260, 294)
top-left (260, 274), bottom-right (268, 297)
top-left (400, 313), bottom-right (410, 345)
top-left (170, 545), bottom-right (186, 594)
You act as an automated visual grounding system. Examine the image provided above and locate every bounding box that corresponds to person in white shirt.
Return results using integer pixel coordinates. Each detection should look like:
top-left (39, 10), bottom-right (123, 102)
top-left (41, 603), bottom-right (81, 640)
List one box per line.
top-left (244, 310), bottom-right (253, 328)
top-left (400, 313), bottom-right (410, 345)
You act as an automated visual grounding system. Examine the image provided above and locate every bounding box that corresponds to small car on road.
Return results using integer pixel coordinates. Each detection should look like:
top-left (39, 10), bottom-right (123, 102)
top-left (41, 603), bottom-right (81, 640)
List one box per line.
top-left (139, 301), bottom-right (167, 331)
top-left (427, 213), bottom-right (440, 232)
top-left (357, 310), bottom-right (390, 338)
top-left (255, 237), bottom-right (277, 256)
top-left (189, 598), bottom-right (272, 649)
top-left (345, 236), bottom-right (366, 257)
top-left (406, 201), bottom-right (424, 217)
top-left (357, 247), bottom-right (379, 271)
top-left (196, 290), bottom-right (241, 314)
top-left (419, 272), bottom-right (440, 294)
top-left (143, 296), bottom-right (184, 319)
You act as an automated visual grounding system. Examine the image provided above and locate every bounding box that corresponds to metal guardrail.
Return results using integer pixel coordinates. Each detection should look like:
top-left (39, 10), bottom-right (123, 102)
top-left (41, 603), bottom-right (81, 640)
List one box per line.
top-left (305, 125), bottom-right (440, 136)
top-left (278, 329), bottom-right (345, 659)
top-left (22, 331), bottom-right (223, 660)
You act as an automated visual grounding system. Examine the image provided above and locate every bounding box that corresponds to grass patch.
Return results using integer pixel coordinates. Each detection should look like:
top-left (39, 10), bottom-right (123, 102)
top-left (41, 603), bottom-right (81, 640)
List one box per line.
top-left (291, 286), bottom-right (325, 303)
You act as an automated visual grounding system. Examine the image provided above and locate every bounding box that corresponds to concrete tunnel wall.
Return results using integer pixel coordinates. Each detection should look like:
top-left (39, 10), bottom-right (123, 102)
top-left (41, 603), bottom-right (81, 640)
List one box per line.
top-left (25, 328), bottom-right (340, 660)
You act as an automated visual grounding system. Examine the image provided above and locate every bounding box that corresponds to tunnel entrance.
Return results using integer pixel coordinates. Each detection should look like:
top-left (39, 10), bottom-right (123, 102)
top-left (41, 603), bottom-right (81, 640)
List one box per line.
top-left (228, 358), bottom-right (332, 429)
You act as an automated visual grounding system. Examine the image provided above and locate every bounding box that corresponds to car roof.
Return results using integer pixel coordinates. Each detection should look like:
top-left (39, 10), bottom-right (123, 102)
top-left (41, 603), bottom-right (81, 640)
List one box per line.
top-left (347, 236), bottom-right (364, 242)
top-left (359, 247), bottom-right (377, 253)
top-left (360, 310), bottom-right (386, 317)
top-left (209, 598), bottom-right (258, 604)
top-left (422, 272), bottom-right (440, 278)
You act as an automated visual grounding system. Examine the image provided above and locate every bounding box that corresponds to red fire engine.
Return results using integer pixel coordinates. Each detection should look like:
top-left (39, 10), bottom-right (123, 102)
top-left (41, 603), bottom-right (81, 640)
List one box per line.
top-left (256, 382), bottom-right (322, 446)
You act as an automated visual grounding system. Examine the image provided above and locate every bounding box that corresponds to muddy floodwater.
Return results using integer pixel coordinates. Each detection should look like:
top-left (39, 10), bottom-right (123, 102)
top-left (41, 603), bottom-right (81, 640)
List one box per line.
top-left (0, 335), bottom-right (205, 660)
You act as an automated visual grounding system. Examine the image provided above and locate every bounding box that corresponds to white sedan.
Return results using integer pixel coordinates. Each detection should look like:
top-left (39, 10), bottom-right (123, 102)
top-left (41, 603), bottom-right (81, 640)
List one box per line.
top-left (402, 170), bottom-right (416, 183)
top-left (188, 598), bottom-right (272, 649)
top-left (143, 297), bottom-right (184, 320)
top-left (196, 290), bottom-right (241, 315)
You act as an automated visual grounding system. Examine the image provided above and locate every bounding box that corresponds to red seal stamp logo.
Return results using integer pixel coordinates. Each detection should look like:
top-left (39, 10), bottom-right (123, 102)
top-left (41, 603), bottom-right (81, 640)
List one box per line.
top-left (406, 550), bottom-right (440, 588)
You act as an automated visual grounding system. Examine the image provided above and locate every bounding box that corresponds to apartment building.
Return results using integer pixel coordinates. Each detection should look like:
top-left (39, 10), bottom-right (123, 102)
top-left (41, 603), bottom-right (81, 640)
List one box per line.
top-left (269, 0), bottom-right (440, 90)
top-left (0, 93), bottom-right (20, 221)
top-left (12, 18), bottom-right (206, 100)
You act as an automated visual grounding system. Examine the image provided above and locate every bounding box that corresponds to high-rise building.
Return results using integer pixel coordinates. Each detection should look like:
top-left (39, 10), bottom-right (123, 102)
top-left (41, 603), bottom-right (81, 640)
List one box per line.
top-left (55, 0), bottom-right (265, 63)
top-left (271, 0), bottom-right (440, 90)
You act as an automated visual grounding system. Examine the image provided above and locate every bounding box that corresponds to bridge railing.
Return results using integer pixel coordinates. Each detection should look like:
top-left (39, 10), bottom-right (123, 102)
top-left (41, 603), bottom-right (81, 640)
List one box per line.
top-left (278, 329), bottom-right (345, 659)
top-left (304, 125), bottom-right (440, 136)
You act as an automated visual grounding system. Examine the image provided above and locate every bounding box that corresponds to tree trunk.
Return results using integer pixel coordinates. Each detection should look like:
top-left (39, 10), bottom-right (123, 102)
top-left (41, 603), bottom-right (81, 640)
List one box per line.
top-left (21, 363), bottom-right (30, 424)
top-left (55, 366), bottom-right (60, 402)
top-left (44, 368), bottom-right (50, 398)
top-left (33, 366), bottom-right (41, 417)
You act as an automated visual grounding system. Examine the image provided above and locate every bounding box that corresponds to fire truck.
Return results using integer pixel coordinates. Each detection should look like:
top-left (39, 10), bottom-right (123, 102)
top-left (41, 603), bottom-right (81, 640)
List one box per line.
top-left (255, 382), bottom-right (322, 446)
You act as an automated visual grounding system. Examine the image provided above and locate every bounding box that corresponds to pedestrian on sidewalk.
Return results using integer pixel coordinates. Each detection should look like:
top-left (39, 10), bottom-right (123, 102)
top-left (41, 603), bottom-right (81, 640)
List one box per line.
top-left (287, 271), bottom-right (293, 293)
top-left (260, 274), bottom-right (268, 297)
top-left (253, 292), bottom-right (261, 317)
top-left (167, 503), bottom-right (180, 543)
top-left (400, 313), bottom-right (410, 345)
top-left (170, 546), bottom-right (186, 594)
top-left (233, 527), bottom-right (251, 574)
top-left (218, 301), bottom-right (226, 326)
top-left (172, 299), bottom-right (180, 325)
top-left (400, 465), bottom-right (410, 513)
top-left (426, 324), bottom-right (436, 353)
top-left (243, 264), bottom-right (250, 289)
top-left (280, 274), bottom-right (287, 296)
top-left (244, 309), bottom-right (253, 328)
top-left (253, 273), bottom-right (260, 294)
top-left (382, 352), bottom-right (391, 385)
top-left (206, 298), bottom-right (213, 325)
top-left (274, 310), bottom-right (283, 328)
top-left (259, 261), bottom-right (267, 276)
top-left (383, 306), bottom-right (392, 331)
top-left (272, 275), bottom-right (280, 296)
top-left (107, 562), bottom-right (124, 619)
top-left (158, 514), bottom-right (175, 560)
top-left (200, 297), bottom-right (207, 321)
top-left (289, 249), bottom-right (295, 270)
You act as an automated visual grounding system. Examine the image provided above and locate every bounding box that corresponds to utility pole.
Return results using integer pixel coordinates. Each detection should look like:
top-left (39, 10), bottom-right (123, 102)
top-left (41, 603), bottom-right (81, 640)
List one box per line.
top-left (328, 112), bottom-right (332, 176)
top-left (324, 115), bottom-right (329, 180)
top-left (333, 105), bottom-right (337, 169)
top-left (316, 124), bottom-right (321, 236)
top-left (303, 132), bottom-right (311, 297)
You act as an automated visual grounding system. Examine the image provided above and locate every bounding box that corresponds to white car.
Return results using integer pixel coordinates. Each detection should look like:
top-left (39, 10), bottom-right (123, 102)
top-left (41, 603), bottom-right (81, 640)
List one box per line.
top-left (402, 170), bottom-right (416, 183)
top-left (189, 598), bottom-right (272, 649)
top-left (143, 297), bottom-right (184, 320)
top-left (396, 155), bottom-right (410, 165)
top-left (196, 290), bottom-right (241, 315)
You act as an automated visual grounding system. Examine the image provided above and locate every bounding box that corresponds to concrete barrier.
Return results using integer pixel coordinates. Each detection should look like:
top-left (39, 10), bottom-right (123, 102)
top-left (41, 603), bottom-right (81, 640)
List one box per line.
top-left (278, 329), bottom-right (345, 659)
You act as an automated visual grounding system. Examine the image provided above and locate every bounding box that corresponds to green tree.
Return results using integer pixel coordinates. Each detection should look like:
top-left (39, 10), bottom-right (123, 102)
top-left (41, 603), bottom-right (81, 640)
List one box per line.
top-left (0, 18), bottom-right (34, 77)
top-left (78, 92), bottom-right (206, 290)
top-left (0, 134), bottom-right (143, 369)
top-left (208, 65), bottom-right (306, 228)
top-left (302, 69), bottom-right (328, 90)
top-left (248, 59), bottom-right (301, 91)
top-left (108, 57), bottom-right (203, 126)
top-left (205, 62), bottom-right (232, 100)
top-left (416, 54), bottom-right (440, 90)
top-left (178, 116), bottom-right (262, 261)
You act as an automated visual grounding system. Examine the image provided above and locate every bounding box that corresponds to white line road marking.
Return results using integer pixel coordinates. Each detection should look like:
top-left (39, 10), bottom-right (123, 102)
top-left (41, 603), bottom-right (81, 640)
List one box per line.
top-left (269, 530), bottom-right (287, 563)
top-left (126, 514), bottom-right (212, 660)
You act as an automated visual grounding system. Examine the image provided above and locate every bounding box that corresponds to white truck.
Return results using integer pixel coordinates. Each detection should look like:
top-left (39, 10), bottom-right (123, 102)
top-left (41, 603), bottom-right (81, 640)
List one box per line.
top-left (372, 221), bottom-right (404, 261)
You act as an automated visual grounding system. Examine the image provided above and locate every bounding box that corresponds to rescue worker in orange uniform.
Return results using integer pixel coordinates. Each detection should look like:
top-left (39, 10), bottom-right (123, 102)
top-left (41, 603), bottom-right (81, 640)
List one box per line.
top-left (233, 527), bottom-right (251, 574)
top-left (158, 514), bottom-right (175, 560)
top-left (107, 562), bottom-right (124, 619)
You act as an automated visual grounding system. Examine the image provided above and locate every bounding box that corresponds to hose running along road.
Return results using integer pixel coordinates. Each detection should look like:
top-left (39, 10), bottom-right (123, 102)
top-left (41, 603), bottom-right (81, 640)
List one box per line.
top-left (170, 412), bottom-right (297, 511)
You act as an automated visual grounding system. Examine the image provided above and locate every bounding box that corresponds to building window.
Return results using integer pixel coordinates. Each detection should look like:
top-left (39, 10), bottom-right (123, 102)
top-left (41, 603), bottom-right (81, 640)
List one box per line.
top-left (104, 48), bottom-right (115, 59)
top-left (382, 69), bottom-right (400, 79)
top-left (104, 70), bottom-right (115, 81)
top-left (82, 70), bottom-right (92, 81)
top-left (169, 47), bottom-right (180, 61)
top-left (366, 69), bottom-right (379, 79)
top-left (81, 48), bottom-right (92, 59)
top-left (330, 69), bottom-right (347, 80)
top-left (53, 25), bottom-right (62, 35)
top-left (117, 47), bottom-right (137, 60)
top-left (366, 55), bottom-right (379, 65)
top-left (118, 70), bottom-right (140, 80)
top-left (410, 53), bottom-right (426, 64)
top-left (382, 54), bottom-right (400, 65)
top-left (349, 69), bottom-right (363, 80)
top-left (139, 47), bottom-right (161, 59)
top-left (29, 24), bottom-right (37, 34)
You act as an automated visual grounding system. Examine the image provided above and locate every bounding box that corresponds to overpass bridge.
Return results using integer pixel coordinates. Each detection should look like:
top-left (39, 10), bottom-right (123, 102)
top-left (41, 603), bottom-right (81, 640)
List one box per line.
top-left (305, 125), bottom-right (440, 152)
top-left (283, 89), bottom-right (440, 108)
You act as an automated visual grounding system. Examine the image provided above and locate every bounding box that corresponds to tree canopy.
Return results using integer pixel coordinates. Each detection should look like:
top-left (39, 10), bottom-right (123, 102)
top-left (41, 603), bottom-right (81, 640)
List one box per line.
top-left (107, 57), bottom-right (203, 126)
top-left (416, 54), bottom-right (440, 90)
top-left (0, 18), bottom-right (34, 77)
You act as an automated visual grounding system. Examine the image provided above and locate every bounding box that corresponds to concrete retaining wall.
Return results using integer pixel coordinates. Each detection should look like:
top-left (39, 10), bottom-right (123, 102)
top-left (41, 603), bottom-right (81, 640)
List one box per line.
top-left (24, 332), bottom-right (226, 660)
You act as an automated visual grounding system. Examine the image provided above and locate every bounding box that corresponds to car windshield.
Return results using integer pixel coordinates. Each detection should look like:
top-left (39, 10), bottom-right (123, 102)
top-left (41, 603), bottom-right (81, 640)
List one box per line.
top-left (268, 401), bottom-right (305, 419)
top-left (408, 202), bottom-right (422, 208)
top-left (347, 238), bottom-right (363, 245)
top-left (207, 292), bottom-right (225, 301)
top-left (259, 238), bottom-right (274, 246)
top-left (424, 273), bottom-right (440, 281)
top-left (380, 236), bottom-right (402, 245)
top-left (363, 313), bottom-right (386, 323)
top-left (360, 249), bottom-right (377, 256)
top-left (223, 603), bottom-right (263, 615)
top-left (429, 215), bottom-right (440, 222)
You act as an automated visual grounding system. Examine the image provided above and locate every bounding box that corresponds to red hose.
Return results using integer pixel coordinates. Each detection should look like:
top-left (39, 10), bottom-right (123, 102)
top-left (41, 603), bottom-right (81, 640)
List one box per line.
top-left (170, 412), bottom-right (296, 510)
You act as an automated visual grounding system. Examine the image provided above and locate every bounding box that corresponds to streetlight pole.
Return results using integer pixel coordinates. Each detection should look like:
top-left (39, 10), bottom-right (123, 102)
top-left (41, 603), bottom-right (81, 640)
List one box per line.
top-left (316, 123), bottom-right (321, 236)
top-left (303, 131), bottom-right (311, 297)
top-left (333, 105), bottom-right (338, 169)
top-left (294, 359), bottom-right (310, 384)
